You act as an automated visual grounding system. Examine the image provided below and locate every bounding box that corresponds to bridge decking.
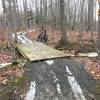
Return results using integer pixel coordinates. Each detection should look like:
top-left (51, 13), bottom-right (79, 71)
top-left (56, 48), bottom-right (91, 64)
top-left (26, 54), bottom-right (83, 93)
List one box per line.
top-left (16, 42), bottom-right (72, 61)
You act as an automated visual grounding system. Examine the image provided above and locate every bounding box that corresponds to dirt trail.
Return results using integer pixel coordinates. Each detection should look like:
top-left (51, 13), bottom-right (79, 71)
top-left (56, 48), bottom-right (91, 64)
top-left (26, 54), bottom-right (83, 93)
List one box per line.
top-left (22, 59), bottom-right (98, 100)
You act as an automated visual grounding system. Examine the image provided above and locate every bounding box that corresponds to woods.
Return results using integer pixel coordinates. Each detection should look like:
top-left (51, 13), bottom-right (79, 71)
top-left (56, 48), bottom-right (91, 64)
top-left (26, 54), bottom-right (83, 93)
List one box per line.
top-left (0, 0), bottom-right (100, 99)
top-left (0, 0), bottom-right (99, 51)
top-left (0, 0), bottom-right (97, 31)
top-left (0, 0), bottom-right (99, 60)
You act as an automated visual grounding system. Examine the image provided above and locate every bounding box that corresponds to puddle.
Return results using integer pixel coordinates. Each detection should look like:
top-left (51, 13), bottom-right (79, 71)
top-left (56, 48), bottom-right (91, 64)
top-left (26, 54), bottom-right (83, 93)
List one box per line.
top-left (24, 81), bottom-right (36, 100)
top-left (66, 65), bottom-right (86, 100)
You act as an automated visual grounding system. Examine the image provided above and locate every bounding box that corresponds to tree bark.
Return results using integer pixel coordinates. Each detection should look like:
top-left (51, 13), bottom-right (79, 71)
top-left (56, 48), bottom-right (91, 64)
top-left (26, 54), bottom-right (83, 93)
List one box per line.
top-left (97, 2), bottom-right (100, 58)
top-left (59, 0), bottom-right (67, 45)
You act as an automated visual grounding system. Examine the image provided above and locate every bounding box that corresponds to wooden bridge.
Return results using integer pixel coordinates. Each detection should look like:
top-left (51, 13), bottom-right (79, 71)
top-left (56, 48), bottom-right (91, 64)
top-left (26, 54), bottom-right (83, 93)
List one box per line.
top-left (16, 34), bottom-right (73, 61)
top-left (16, 33), bottom-right (97, 62)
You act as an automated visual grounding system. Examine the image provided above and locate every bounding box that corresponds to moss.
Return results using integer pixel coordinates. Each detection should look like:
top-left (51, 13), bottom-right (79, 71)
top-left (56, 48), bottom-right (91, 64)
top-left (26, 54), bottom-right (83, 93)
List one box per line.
top-left (85, 44), bottom-right (96, 52)
top-left (95, 81), bottom-right (100, 94)
top-left (9, 77), bottom-right (22, 86)
top-left (55, 42), bottom-right (79, 50)
top-left (0, 76), bottom-right (27, 99)
top-left (55, 40), bottom-right (96, 54)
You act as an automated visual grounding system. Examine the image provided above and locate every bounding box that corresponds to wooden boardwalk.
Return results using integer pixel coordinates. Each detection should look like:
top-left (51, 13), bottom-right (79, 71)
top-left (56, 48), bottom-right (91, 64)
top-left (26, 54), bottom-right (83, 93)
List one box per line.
top-left (16, 42), bottom-right (72, 61)
top-left (16, 34), bottom-right (98, 62)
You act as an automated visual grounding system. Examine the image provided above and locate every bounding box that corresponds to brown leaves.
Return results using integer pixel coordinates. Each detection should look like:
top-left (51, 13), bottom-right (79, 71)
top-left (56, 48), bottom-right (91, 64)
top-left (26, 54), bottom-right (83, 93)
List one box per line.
top-left (85, 60), bottom-right (100, 79)
top-left (0, 67), bottom-right (25, 85)
top-left (0, 51), bottom-right (13, 64)
top-left (0, 73), bottom-right (8, 85)
top-left (13, 68), bottom-right (24, 78)
top-left (75, 58), bottom-right (100, 80)
top-left (27, 30), bottom-right (38, 41)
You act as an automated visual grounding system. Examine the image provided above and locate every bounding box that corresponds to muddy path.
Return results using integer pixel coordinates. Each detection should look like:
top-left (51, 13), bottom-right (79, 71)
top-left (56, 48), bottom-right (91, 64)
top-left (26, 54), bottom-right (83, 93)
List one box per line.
top-left (0, 58), bottom-right (100, 100)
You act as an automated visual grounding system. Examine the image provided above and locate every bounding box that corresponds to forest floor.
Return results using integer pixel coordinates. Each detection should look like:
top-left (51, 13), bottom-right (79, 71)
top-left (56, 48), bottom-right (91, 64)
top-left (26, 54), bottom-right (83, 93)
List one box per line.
top-left (0, 28), bottom-right (100, 99)
top-left (27, 29), bottom-right (100, 79)
top-left (0, 29), bottom-right (99, 83)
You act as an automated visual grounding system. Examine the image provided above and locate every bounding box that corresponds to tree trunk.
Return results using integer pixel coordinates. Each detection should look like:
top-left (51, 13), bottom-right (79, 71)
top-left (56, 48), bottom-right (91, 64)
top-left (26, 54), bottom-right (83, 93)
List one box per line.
top-left (97, 2), bottom-right (100, 58)
top-left (59, 0), bottom-right (67, 45)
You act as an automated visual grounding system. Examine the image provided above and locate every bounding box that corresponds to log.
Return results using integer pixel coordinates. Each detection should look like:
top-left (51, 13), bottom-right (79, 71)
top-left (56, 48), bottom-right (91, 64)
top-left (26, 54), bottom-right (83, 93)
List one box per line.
top-left (0, 63), bottom-right (12, 69)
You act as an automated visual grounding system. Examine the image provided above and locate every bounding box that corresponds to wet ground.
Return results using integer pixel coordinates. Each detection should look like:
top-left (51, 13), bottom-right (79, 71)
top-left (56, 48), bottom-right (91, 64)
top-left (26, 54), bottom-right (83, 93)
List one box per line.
top-left (0, 58), bottom-right (100, 100)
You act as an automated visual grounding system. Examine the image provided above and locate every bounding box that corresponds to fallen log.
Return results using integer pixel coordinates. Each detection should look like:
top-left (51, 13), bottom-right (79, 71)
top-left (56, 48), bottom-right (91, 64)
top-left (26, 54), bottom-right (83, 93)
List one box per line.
top-left (0, 63), bottom-right (12, 69)
top-left (76, 52), bottom-right (98, 58)
top-left (0, 59), bottom-right (27, 69)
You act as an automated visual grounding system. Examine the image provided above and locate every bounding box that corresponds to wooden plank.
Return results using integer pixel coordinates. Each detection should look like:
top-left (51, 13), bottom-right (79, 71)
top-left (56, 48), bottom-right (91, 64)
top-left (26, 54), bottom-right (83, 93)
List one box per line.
top-left (16, 42), bottom-right (73, 61)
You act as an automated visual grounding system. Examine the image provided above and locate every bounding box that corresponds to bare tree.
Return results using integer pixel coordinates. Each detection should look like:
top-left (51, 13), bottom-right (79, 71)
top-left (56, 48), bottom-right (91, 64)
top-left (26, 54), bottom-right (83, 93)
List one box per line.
top-left (97, 0), bottom-right (100, 58)
top-left (0, 0), bottom-right (98, 48)
top-left (58, 0), bottom-right (67, 45)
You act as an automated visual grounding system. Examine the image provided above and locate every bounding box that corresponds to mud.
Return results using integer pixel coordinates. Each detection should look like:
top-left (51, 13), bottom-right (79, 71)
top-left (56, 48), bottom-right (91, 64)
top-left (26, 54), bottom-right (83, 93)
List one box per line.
top-left (0, 58), bottom-right (99, 100)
